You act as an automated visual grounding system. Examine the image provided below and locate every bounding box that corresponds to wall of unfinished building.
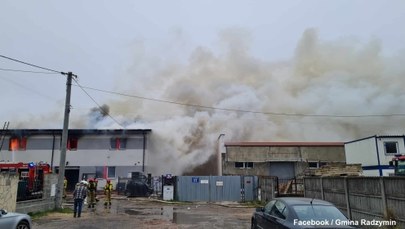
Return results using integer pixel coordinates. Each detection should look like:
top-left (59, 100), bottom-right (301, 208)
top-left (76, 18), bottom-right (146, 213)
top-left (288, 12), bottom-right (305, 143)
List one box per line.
top-left (223, 145), bottom-right (346, 177)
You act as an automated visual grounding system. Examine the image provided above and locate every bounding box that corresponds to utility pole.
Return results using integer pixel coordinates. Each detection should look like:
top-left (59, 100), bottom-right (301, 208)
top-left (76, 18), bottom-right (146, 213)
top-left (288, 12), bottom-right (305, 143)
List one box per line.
top-left (55, 72), bottom-right (76, 209)
top-left (217, 134), bottom-right (225, 176)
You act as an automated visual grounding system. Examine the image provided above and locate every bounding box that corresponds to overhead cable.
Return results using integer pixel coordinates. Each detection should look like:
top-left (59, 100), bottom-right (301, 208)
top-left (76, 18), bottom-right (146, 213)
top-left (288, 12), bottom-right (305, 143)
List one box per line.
top-left (0, 67), bottom-right (59, 74)
top-left (76, 85), bottom-right (405, 118)
top-left (72, 78), bottom-right (125, 128)
top-left (0, 54), bottom-right (64, 75)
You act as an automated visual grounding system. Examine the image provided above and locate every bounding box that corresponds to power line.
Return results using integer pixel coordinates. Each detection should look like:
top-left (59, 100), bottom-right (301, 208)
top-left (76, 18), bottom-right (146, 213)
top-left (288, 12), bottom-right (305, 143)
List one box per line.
top-left (76, 85), bottom-right (405, 118)
top-left (0, 54), bottom-right (65, 75)
top-left (72, 78), bottom-right (125, 128)
top-left (1, 54), bottom-right (403, 119)
top-left (0, 67), bottom-right (60, 74)
top-left (0, 55), bottom-right (121, 126)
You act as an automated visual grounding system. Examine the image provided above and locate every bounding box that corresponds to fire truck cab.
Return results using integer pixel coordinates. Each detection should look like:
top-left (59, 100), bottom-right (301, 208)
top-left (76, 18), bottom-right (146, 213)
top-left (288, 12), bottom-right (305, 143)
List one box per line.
top-left (0, 162), bottom-right (51, 201)
top-left (389, 154), bottom-right (405, 176)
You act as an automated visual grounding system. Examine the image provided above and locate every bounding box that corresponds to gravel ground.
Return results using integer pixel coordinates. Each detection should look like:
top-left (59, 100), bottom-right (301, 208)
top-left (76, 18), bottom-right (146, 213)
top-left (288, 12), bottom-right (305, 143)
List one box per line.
top-left (32, 197), bottom-right (255, 229)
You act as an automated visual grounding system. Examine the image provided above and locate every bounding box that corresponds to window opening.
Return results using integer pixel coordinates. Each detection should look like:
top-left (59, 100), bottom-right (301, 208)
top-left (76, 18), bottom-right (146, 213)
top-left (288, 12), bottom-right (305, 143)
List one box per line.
top-left (8, 137), bottom-right (27, 151)
top-left (384, 142), bottom-right (398, 155)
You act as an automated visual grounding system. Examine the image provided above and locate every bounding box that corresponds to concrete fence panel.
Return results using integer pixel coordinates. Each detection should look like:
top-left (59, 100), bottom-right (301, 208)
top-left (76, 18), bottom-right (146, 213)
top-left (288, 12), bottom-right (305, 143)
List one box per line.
top-left (304, 177), bottom-right (405, 229)
top-left (0, 173), bottom-right (18, 212)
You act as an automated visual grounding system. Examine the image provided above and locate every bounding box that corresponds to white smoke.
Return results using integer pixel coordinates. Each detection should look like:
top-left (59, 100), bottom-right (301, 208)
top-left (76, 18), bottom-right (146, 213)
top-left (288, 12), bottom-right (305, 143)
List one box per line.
top-left (15, 28), bottom-right (405, 175)
top-left (106, 28), bottom-right (404, 174)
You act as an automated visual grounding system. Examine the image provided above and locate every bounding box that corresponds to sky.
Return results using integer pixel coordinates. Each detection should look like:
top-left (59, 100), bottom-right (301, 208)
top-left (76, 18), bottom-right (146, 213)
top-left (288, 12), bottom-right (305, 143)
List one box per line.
top-left (1, 1), bottom-right (405, 174)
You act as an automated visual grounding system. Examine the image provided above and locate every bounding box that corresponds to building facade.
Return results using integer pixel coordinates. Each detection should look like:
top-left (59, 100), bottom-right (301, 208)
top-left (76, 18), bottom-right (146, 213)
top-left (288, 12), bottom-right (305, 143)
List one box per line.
top-left (345, 135), bottom-right (405, 176)
top-left (222, 142), bottom-right (346, 179)
top-left (0, 129), bottom-right (151, 190)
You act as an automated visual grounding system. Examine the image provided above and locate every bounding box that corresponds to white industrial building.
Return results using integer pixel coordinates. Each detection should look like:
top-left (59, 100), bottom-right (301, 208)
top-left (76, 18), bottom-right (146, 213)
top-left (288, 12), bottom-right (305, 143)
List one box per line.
top-left (344, 135), bottom-right (404, 176)
top-left (0, 129), bottom-right (151, 190)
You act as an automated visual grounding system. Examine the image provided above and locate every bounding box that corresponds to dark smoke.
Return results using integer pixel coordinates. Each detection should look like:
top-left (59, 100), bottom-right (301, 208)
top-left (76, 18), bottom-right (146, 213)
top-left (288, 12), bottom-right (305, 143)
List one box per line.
top-left (88, 104), bottom-right (110, 127)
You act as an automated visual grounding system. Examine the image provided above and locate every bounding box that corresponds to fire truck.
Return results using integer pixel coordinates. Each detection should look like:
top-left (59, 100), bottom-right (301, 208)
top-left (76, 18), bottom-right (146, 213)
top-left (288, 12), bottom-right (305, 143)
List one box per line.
top-left (0, 162), bottom-right (51, 201)
top-left (389, 154), bottom-right (405, 176)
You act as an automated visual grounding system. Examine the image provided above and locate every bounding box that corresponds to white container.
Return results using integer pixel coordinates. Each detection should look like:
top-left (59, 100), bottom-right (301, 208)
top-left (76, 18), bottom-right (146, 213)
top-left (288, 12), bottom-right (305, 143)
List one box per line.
top-left (163, 185), bottom-right (174, 201)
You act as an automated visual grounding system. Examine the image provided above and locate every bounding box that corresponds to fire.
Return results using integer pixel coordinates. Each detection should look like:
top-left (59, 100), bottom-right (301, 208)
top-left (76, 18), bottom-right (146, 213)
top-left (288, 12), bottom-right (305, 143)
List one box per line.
top-left (9, 138), bottom-right (19, 151)
top-left (9, 137), bottom-right (27, 151)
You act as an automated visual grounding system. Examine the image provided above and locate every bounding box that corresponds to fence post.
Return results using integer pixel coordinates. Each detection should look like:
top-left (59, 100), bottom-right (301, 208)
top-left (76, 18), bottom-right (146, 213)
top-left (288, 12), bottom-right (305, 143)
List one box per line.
top-left (344, 177), bottom-right (352, 219)
top-left (380, 177), bottom-right (388, 218)
top-left (320, 177), bottom-right (325, 200)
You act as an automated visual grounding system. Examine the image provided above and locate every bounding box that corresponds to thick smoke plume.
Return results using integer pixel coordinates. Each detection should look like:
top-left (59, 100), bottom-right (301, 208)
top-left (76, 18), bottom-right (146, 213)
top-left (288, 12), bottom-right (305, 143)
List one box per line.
top-left (102, 28), bottom-right (405, 175)
top-left (17, 28), bottom-right (405, 175)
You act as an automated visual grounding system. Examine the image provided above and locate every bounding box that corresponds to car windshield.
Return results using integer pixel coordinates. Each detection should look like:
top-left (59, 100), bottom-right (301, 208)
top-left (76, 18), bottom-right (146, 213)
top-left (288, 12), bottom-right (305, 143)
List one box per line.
top-left (293, 205), bottom-right (348, 221)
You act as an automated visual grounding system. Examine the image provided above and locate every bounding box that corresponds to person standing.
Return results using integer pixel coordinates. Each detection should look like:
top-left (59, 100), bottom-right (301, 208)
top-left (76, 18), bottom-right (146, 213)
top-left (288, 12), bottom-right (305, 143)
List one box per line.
top-left (73, 181), bottom-right (87, 218)
top-left (88, 179), bottom-right (97, 208)
top-left (94, 178), bottom-right (99, 202)
top-left (104, 179), bottom-right (113, 207)
top-left (63, 177), bottom-right (68, 199)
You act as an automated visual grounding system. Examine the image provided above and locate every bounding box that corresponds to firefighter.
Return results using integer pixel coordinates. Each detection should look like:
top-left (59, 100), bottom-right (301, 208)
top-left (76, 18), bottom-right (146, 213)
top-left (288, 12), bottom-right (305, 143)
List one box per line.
top-left (63, 177), bottom-right (68, 199)
top-left (88, 178), bottom-right (97, 208)
top-left (94, 178), bottom-right (99, 202)
top-left (104, 179), bottom-right (113, 207)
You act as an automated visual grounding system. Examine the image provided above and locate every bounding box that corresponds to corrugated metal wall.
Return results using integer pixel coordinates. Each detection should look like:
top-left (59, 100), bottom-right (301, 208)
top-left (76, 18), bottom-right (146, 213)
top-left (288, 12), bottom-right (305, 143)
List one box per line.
top-left (176, 176), bottom-right (256, 202)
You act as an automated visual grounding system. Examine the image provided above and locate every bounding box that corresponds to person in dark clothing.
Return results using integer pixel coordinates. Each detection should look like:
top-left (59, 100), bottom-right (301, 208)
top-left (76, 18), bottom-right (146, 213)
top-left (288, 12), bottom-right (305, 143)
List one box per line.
top-left (73, 181), bottom-right (87, 218)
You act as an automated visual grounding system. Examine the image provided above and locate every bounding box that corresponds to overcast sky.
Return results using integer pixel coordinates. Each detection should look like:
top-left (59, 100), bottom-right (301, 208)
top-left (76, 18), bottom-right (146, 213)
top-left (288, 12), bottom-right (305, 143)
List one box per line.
top-left (1, 1), bottom-right (405, 173)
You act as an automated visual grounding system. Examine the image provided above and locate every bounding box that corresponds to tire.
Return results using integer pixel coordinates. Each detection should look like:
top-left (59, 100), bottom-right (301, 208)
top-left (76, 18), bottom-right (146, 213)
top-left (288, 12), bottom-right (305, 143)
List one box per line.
top-left (16, 221), bottom-right (30, 229)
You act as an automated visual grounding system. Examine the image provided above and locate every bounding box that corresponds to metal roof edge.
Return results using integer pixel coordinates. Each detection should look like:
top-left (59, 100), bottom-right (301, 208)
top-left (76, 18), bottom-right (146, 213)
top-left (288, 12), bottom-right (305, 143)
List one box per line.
top-left (224, 142), bottom-right (344, 147)
top-left (345, 134), bottom-right (405, 144)
top-left (2, 129), bottom-right (152, 136)
top-left (344, 135), bottom-right (376, 144)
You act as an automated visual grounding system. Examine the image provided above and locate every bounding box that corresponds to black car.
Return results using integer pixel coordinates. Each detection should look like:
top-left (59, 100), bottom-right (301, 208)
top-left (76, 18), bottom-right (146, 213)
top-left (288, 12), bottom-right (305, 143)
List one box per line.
top-left (251, 197), bottom-right (358, 229)
top-left (125, 179), bottom-right (153, 197)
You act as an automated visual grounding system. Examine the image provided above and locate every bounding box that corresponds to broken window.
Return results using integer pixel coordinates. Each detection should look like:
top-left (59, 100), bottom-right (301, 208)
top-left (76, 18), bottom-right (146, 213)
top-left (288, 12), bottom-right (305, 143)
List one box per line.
top-left (8, 137), bottom-right (27, 151)
top-left (235, 162), bottom-right (253, 169)
top-left (67, 138), bottom-right (78, 151)
top-left (245, 162), bottom-right (254, 168)
top-left (235, 162), bottom-right (244, 168)
top-left (110, 138), bottom-right (127, 150)
top-left (308, 162), bottom-right (318, 169)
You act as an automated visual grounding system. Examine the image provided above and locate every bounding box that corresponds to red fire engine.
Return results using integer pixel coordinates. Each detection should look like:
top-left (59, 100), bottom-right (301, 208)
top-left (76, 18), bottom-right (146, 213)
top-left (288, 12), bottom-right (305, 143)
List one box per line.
top-left (0, 162), bottom-right (51, 201)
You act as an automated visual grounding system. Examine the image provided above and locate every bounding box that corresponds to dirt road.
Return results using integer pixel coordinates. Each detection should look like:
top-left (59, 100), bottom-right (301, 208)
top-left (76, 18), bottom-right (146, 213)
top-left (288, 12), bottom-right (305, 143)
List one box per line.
top-left (32, 197), bottom-right (255, 229)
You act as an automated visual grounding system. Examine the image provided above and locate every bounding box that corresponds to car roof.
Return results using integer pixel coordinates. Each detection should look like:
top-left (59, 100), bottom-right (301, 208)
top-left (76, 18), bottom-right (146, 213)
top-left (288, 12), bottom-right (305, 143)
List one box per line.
top-left (275, 197), bottom-right (334, 206)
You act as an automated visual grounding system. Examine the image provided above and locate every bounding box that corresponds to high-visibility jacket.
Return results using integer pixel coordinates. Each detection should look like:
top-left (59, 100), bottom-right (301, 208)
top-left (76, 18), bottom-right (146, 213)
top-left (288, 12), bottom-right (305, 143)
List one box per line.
top-left (104, 183), bottom-right (113, 193)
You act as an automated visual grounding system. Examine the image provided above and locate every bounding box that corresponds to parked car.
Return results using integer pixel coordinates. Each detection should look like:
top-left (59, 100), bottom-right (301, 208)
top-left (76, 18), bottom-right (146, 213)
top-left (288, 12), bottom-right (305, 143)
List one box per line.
top-left (251, 197), bottom-right (358, 229)
top-left (0, 209), bottom-right (32, 229)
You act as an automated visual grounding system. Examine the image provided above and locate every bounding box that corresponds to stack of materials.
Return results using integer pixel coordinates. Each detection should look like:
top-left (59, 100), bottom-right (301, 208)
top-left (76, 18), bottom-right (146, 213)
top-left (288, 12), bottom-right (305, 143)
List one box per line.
top-left (304, 163), bottom-right (363, 177)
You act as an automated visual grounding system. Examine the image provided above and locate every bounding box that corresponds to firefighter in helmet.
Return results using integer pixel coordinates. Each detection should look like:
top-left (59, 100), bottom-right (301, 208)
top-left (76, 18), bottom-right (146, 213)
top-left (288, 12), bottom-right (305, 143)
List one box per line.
top-left (104, 179), bottom-right (113, 207)
top-left (88, 178), bottom-right (97, 208)
top-left (94, 178), bottom-right (99, 202)
top-left (63, 177), bottom-right (68, 199)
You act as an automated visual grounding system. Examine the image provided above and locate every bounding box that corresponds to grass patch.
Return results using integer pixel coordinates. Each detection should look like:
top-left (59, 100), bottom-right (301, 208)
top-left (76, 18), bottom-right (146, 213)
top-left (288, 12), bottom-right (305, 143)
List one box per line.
top-left (29, 208), bottom-right (73, 219)
top-left (242, 201), bottom-right (263, 208)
